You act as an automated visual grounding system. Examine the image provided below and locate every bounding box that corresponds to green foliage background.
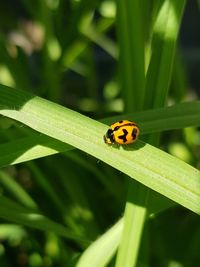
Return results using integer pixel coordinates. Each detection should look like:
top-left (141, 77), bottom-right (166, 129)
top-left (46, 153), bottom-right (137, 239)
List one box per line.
top-left (0, 1), bottom-right (200, 267)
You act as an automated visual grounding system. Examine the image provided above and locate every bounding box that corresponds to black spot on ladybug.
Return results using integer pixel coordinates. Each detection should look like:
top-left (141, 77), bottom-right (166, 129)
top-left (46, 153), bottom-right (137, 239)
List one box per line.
top-left (118, 129), bottom-right (128, 143)
top-left (114, 126), bottom-right (120, 131)
top-left (132, 128), bottom-right (138, 140)
top-left (119, 120), bottom-right (124, 123)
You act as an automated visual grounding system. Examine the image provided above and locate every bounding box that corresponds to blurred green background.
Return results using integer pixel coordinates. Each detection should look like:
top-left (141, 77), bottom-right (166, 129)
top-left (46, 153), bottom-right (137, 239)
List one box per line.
top-left (0, 0), bottom-right (200, 267)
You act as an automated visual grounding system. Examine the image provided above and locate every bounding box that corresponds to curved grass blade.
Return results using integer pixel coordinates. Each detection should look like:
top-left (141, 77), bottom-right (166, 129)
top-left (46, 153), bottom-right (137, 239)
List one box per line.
top-left (0, 101), bottom-right (200, 167)
top-left (0, 86), bottom-right (200, 215)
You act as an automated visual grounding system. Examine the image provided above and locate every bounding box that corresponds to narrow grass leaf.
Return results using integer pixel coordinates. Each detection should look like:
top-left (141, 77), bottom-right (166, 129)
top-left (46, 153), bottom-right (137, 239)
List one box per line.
top-left (1, 101), bottom-right (199, 167)
top-left (144, 0), bottom-right (186, 109)
top-left (0, 170), bottom-right (37, 209)
top-left (116, 0), bottom-right (145, 111)
top-left (0, 133), bottom-right (72, 167)
top-left (115, 181), bottom-right (149, 267)
top-left (0, 86), bottom-right (200, 214)
top-left (77, 219), bottom-right (123, 267)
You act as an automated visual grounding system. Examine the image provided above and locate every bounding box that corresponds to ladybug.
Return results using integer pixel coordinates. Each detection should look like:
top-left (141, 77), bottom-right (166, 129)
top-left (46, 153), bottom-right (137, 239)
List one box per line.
top-left (104, 120), bottom-right (140, 145)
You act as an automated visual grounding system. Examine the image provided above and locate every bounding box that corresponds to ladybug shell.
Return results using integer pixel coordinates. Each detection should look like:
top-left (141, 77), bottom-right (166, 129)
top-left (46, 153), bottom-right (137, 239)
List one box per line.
top-left (104, 120), bottom-right (140, 145)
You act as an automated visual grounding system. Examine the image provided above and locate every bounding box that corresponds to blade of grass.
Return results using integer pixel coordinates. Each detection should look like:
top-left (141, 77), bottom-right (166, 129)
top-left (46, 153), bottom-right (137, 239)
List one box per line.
top-left (115, 0), bottom-right (146, 265)
top-left (134, 2), bottom-right (185, 267)
top-left (62, 17), bottom-right (115, 71)
top-left (0, 133), bottom-right (73, 167)
top-left (0, 86), bottom-right (200, 215)
top-left (115, 181), bottom-right (149, 267)
top-left (115, 0), bottom-right (187, 265)
top-left (0, 170), bottom-right (37, 209)
top-left (116, 0), bottom-right (145, 112)
top-left (144, 0), bottom-right (185, 146)
top-left (0, 100), bottom-right (200, 167)
top-left (80, 18), bottom-right (117, 59)
top-left (144, 0), bottom-right (186, 109)
top-left (77, 218), bottom-right (124, 267)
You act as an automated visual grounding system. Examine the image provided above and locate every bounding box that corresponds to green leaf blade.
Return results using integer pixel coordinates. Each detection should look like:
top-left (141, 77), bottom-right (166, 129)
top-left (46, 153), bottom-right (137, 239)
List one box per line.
top-left (0, 86), bottom-right (200, 215)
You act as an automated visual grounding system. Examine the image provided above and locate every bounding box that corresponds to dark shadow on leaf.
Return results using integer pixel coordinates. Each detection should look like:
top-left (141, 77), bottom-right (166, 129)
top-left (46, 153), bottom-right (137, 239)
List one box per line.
top-left (121, 140), bottom-right (146, 151)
